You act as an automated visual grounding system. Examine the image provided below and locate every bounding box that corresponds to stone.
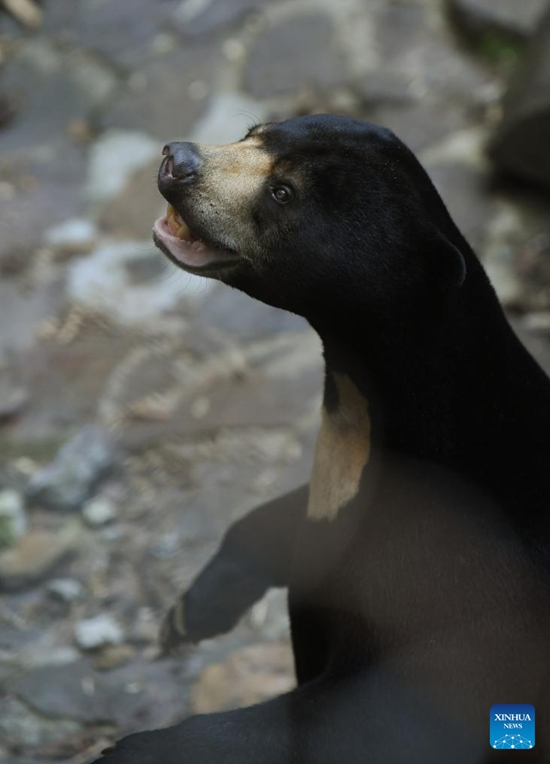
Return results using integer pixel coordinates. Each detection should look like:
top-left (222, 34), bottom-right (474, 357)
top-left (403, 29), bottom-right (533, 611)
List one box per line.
top-left (0, 695), bottom-right (82, 751)
top-left (74, 614), bottom-right (124, 651)
top-left (43, 217), bottom-right (98, 257)
top-left (93, 644), bottom-right (136, 671)
top-left (194, 284), bottom-right (307, 340)
top-left (102, 44), bottom-right (220, 140)
top-left (188, 365), bottom-right (321, 431)
top-left (82, 497), bottom-right (118, 526)
top-left (27, 426), bottom-right (114, 511)
top-left (245, 13), bottom-right (348, 98)
top-left (20, 646), bottom-right (82, 670)
top-left (490, 7), bottom-right (550, 190)
top-left (175, 0), bottom-right (270, 36)
top-left (424, 161), bottom-right (490, 252)
top-left (0, 378), bottom-right (29, 422)
top-left (0, 530), bottom-right (75, 591)
top-left (446, 0), bottom-right (547, 43)
top-left (355, 71), bottom-right (416, 107)
top-left (374, 0), bottom-right (491, 100)
top-left (481, 201), bottom-right (526, 308)
top-left (368, 99), bottom-right (471, 154)
top-left (0, 40), bottom-right (114, 159)
top-left (9, 660), bottom-right (108, 724)
top-left (514, 319), bottom-right (550, 378)
top-left (117, 332), bottom-right (322, 448)
top-left (0, 489), bottom-right (27, 548)
top-left (191, 643), bottom-right (294, 714)
top-left (86, 130), bottom-right (160, 205)
top-left (97, 159), bottom-right (165, 240)
top-left (10, 657), bottom-right (190, 730)
top-left (0, 174), bottom-right (85, 279)
top-left (47, 577), bottom-right (85, 602)
top-left (67, 240), bottom-right (211, 326)
top-left (39, 0), bottom-right (78, 38)
top-left (0, 43), bottom-right (96, 275)
top-left (73, 0), bottom-right (181, 69)
top-left (130, 607), bottom-right (159, 644)
top-left (249, 589), bottom-right (291, 641)
top-left (190, 91), bottom-right (268, 144)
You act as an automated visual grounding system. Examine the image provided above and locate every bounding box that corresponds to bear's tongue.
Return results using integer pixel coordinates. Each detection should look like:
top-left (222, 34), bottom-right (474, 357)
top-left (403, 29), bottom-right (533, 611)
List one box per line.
top-left (166, 204), bottom-right (192, 241)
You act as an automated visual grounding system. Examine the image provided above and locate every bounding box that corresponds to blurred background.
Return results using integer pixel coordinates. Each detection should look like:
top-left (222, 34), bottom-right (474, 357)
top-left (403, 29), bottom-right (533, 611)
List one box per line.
top-left (0, 0), bottom-right (550, 761)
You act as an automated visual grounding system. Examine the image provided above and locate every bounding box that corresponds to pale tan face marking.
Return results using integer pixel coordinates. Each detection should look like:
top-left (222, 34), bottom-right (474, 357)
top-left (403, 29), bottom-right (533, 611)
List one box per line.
top-left (308, 373), bottom-right (371, 522)
top-left (190, 138), bottom-right (274, 249)
top-left (198, 139), bottom-right (273, 203)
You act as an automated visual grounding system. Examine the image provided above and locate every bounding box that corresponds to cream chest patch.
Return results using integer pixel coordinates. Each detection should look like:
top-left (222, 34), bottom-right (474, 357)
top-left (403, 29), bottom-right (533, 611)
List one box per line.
top-left (308, 373), bottom-right (371, 521)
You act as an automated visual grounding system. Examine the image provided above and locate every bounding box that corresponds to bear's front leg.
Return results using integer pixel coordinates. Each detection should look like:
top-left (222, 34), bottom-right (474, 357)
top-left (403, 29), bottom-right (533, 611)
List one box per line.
top-left (161, 485), bottom-right (307, 652)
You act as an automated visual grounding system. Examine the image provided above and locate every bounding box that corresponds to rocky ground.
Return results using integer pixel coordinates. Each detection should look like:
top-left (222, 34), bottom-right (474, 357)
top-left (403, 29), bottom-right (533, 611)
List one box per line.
top-left (1, 0), bottom-right (550, 762)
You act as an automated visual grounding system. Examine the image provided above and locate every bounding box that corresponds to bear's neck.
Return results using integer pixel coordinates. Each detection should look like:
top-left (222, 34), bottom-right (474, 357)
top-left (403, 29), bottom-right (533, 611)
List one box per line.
top-left (312, 281), bottom-right (542, 473)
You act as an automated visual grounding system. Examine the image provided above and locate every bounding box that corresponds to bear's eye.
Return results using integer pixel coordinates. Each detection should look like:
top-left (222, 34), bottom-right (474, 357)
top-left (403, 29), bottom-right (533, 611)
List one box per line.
top-left (271, 186), bottom-right (292, 205)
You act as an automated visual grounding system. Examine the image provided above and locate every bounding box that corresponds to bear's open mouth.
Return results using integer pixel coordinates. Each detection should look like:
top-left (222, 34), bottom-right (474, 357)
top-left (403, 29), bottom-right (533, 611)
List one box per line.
top-left (153, 204), bottom-right (240, 273)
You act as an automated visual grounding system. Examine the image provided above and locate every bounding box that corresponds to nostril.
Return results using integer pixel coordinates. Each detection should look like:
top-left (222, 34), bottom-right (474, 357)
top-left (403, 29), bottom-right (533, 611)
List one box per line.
top-left (161, 141), bottom-right (202, 182)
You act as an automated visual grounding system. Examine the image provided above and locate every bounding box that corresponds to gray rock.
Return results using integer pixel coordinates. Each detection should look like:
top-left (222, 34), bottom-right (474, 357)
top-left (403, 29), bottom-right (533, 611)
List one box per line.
top-left (47, 577), bottom-right (85, 602)
top-left (0, 695), bottom-right (82, 751)
top-left (67, 241), bottom-right (211, 326)
top-left (0, 173), bottom-right (85, 278)
top-left (96, 159), bottom-right (166, 240)
top-left (0, 530), bottom-right (75, 591)
top-left (39, 0), bottom-right (78, 39)
top-left (0, 490), bottom-right (27, 547)
top-left (425, 160), bottom-right (491, 252)
top-left (446, 0), bottom-right (548, 43)
top-left (369, 99), bottom-right (472, 153)
top-left (245, 13), bottom-right (348, 98)
top-left (0, 42), bottom-right (93, 269)
top-left (102, 44), bottom-right (220, 140)
top-left (82, 497), bottom-right (118, 526)
top-left (374, 0), bottom-right (491, 99)
top-left (190, 91), bottom-right (268, 144)
top-left (185, 363), bottom-right (321, 431)
top-left (74, 614), bottom-right (124, 650)
top-left (0, 379), bottom-right (29, 423)
top-left (117, 332), bottom-right (322, 449)
top-left (18, 645), bottom-right (82, 670)
top-left (195, 284), bottom-right (307, 340)
top-left (73, 0), bottom-right (182, 69)
top-left (9, 660), bottom-right (109, 724)
top-left (10, 657), bottom-right (190, 730)
top-left (27, 426), bottom-right (115, 511)
top-left (175, 0), bottom-right (270, 36)
top-left (43, 218), bottom-right (98, 256)
top-left (355, 71), bottom-right (417, 107)
top-left (481, 201), bottom-right (527, 307)
top-left (0, 40), bottom-right (113, 159)
top-left (491, 7), bottom-right (550, 190)
top-left (86, 130), bottom-right (159, 205)
top-left (190, 642), bottom-right (294, 714)
top-left (0, 39), bottom-right (109, 269)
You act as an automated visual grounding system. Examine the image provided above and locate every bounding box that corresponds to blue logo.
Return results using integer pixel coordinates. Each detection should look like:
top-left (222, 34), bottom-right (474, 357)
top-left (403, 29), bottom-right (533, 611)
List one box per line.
top-left (490, 704), bottom-right (535, 750)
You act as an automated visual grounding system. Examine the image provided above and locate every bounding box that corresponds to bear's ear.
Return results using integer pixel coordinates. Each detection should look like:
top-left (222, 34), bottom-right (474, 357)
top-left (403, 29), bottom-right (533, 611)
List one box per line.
top-left (427, 228), bottom-right (467, 290)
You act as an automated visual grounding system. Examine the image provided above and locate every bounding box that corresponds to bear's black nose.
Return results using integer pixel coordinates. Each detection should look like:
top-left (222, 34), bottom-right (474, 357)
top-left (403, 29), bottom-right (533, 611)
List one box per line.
top-left (161, 141), bottom-right (202, 181)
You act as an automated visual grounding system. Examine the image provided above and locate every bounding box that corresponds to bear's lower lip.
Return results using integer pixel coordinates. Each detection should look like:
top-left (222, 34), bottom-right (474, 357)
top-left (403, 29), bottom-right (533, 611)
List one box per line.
top-left (152, 209), bottom-right (240, 272)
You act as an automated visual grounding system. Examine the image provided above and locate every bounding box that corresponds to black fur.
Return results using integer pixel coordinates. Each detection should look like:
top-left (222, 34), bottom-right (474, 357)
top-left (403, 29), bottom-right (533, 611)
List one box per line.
top-left (94, 115), bottom-right (550, 763)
